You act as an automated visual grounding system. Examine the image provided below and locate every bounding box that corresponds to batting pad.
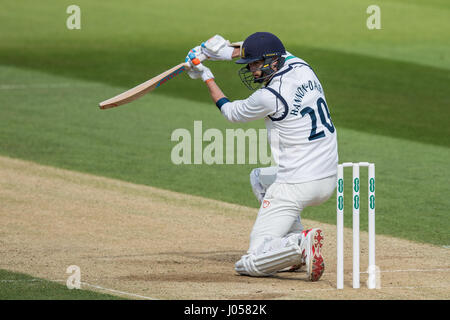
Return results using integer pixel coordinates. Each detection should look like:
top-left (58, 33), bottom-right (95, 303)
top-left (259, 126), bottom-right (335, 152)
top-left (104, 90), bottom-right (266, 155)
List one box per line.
top-left (235, 242), bottom-right (302, 276)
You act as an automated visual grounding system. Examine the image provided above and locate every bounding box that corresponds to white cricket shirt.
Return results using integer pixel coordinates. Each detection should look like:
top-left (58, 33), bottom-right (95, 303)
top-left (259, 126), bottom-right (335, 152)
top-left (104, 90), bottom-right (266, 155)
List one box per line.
top-left (220, 53), bottom-right (338, 183)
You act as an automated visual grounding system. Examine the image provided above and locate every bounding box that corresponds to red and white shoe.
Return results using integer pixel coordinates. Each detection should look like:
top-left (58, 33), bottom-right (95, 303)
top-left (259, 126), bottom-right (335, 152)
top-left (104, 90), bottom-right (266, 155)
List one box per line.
top-left (300, 228), bottom-right (325, 281)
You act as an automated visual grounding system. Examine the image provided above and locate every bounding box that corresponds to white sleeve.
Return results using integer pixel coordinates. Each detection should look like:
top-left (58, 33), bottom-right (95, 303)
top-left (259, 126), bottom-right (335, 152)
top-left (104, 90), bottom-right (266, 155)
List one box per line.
top-left (219, 89), bottom-right (278, 123)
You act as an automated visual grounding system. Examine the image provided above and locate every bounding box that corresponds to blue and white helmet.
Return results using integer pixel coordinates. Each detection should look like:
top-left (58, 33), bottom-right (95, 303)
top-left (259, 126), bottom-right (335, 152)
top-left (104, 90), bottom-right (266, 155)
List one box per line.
top-left (236, 32), bottom-right (286, 64)
top-left (236, 32), bottom-right (286, 90)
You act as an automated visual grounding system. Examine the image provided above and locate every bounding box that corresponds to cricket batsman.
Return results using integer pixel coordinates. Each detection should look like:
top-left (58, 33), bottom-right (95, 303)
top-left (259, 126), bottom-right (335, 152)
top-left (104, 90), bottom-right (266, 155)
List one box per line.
top-left (186, 32), bottom-right (338, 281)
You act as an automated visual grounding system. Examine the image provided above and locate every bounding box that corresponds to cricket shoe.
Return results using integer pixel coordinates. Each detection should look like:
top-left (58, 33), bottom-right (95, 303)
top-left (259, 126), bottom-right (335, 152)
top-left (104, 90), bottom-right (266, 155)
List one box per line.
top-left (300, 228), bottom-right (325, 281)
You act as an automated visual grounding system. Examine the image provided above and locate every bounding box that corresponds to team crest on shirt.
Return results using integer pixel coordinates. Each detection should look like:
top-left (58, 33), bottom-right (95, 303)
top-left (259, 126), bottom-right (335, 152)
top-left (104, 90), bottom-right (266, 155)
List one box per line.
top-left (263, 200), bottom-right (270, 208)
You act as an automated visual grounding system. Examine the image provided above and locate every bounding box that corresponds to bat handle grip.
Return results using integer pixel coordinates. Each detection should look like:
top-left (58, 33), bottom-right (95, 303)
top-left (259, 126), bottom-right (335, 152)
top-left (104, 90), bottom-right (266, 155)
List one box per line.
top-left (189, 53), bottom-right (207, 67)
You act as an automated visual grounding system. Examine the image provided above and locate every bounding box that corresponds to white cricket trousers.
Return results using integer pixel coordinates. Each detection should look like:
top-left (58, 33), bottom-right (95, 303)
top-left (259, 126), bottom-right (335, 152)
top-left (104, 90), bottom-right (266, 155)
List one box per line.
top-left (247, 175), bottom-right (336, 254)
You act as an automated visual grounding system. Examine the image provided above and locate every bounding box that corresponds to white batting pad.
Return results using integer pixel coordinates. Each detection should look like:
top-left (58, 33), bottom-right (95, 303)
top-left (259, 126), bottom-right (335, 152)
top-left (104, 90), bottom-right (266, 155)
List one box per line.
top-left (259, 166), bottom-right (278, 187)
top-left (250, 168), bottom-right (265, 203)
top-left (235, 237), bottom-right (302, 276)
top-left (249, 166), bottom-right (278, 202)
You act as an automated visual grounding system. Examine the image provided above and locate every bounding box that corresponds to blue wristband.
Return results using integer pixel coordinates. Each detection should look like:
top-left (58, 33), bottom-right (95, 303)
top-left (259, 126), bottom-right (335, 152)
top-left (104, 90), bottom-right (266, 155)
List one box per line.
top-left (216, 97), bottom-right (230, 110)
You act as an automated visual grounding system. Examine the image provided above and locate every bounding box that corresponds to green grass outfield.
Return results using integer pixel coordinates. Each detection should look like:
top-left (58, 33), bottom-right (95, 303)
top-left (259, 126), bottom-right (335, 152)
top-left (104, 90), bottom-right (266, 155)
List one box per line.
top-left (0, 269), bottom-right (124, 300)
top-left (0, 0), bottom-right (449, 251)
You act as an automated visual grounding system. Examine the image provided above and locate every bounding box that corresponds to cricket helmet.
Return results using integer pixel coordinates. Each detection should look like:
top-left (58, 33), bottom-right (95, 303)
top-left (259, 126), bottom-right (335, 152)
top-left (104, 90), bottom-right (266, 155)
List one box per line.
top-left (236, 32), bottom-right (286, 90)
top-left (236, 32), bottom-right (286, 64)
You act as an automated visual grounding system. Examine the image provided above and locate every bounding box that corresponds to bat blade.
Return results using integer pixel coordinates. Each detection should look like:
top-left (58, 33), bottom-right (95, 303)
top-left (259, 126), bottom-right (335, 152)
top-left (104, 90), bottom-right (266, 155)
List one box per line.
top-left (99, 62), bottom-right (189, 109)
top-left (98, 42), bottom-right (241, 110)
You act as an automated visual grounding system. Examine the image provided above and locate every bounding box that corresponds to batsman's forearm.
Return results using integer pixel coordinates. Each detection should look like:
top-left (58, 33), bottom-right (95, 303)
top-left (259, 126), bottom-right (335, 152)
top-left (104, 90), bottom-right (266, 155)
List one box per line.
top-left (205, 79), bottom-right (227, 105)
top-left (231, 47), bottom-right (241, 59)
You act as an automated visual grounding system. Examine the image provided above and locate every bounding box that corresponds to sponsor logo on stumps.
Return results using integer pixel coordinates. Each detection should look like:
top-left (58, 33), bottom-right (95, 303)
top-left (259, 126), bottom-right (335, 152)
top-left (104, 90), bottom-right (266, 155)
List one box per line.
top-left (369, 178), bottom-right (375, 192)
top-left (338, 196), bottom-right (344, 211)
top-left (370, 195), bottom-right (375, 209)
top-left (354, 195), bottom-right (360, 209)
top-left (353, 178), bottom-right (360, 192)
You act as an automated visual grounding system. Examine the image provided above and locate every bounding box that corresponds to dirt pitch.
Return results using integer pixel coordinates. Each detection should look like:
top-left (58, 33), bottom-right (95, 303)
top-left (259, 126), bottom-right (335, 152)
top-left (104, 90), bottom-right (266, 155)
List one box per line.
top-left (0, 156), bottom-right (448, 300)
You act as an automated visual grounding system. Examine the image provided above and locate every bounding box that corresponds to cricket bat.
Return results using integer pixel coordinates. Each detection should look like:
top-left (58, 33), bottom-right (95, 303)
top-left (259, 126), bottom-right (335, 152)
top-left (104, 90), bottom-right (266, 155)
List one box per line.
top-left (99, 42), bottom-right (242, 110)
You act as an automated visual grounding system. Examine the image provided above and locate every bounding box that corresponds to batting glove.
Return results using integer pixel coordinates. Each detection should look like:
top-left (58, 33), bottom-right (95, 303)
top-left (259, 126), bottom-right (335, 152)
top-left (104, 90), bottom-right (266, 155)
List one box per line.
top-left (185, 46), bottom-right (202, 62)
top-left (185, 49), bottom-right (203, 79)
top-left (193, 63), bottom-right (214, 82)
top-left (186, 52), bottom-right (214, 82)
top-left (200, 35), bottom-right (234, 61)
